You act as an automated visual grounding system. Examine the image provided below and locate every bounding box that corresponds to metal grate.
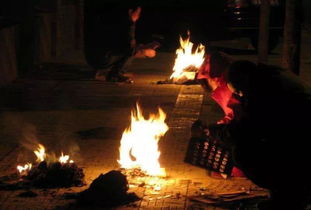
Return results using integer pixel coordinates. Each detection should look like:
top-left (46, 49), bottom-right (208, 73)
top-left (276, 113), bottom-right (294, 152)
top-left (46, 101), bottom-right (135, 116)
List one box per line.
top-left (184, 137), bottom-right (234, 175)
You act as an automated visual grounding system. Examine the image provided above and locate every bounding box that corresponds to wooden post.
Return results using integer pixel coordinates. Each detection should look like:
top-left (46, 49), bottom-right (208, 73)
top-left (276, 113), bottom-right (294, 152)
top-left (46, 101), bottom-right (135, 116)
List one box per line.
top-left (258, 0), bottom-right (271, 64)
top-left (74, 0), bottom-right (84, 51)
top-left (0, 27), bottom-right (18, 86)
top-left (38, 13), bottom-right (53, 62)
top-left (282, 0), bottom-right (302, 75)
top-left (51, 0), bottom-right (62, 57)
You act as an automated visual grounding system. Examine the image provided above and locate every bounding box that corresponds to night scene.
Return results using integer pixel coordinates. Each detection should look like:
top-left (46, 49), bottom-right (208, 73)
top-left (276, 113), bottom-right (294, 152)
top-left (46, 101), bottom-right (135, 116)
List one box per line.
top-left (1, 0), bottom-right (311, 209)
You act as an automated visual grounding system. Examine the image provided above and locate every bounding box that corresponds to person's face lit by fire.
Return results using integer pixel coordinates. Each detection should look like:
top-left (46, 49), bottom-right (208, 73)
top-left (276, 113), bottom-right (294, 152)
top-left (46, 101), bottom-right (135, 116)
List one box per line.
top-left (129, 7), bottom-right (141, 23)
top-left (143, 49), bottom-right (156, 58)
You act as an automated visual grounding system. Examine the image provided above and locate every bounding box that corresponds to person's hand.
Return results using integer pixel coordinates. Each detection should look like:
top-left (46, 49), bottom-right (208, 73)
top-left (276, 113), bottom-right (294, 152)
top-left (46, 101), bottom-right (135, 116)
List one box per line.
top-left (217, 116), bottom-right (231, 124)
top-left (143, 49), bottom-right (156, 58)
top-left (134, 41), bottom-right (160, 58)
top-left (129, 7), bottom-right (141, 22)
top-left (134, 48), bottom-right (156, 58)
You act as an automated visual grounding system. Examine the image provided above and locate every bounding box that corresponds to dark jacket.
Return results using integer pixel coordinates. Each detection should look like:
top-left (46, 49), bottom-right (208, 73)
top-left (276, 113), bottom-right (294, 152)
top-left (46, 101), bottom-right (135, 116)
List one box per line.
top-left (84, 0), bottom-right (141, 69)
top-left (208, 64), bottom-right (311, 191)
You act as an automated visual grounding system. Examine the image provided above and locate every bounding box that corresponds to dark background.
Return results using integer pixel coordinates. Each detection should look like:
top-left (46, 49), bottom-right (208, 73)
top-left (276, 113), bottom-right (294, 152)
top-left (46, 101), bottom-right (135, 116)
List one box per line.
top-left (1, 0), bottom-right (311, 80)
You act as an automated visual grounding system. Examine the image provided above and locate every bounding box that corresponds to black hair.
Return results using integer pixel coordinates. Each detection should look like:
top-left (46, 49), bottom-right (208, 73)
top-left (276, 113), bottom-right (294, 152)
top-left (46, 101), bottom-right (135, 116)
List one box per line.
top-left (227, 60), bottom-right (257, 93)
top-left (209, 51), bottom-right (232, 78)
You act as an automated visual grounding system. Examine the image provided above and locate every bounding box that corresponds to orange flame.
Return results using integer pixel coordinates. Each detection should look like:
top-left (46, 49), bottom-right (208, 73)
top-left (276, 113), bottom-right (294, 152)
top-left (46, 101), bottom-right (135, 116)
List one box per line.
top-left (118, 103), bottom-right (168, 176)
top-left (170, 32), bottom-right (205, 81)
top-left (17, 163), bottom-right (32, 175)
top-left (59, 152), bottom-right (74, 164)
top-left (34, 144), bottom-right (46, 162)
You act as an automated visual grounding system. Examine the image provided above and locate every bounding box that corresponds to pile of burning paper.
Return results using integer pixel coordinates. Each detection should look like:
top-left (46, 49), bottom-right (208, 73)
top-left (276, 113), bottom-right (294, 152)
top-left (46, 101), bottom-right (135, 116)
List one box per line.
top-left (1, 144), bottom-right (85, 189)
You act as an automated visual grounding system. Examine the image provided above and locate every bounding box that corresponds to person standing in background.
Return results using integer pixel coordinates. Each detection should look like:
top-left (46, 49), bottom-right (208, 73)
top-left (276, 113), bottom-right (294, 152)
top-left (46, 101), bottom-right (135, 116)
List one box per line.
top-left (84, 0), bottom-right (159, 83)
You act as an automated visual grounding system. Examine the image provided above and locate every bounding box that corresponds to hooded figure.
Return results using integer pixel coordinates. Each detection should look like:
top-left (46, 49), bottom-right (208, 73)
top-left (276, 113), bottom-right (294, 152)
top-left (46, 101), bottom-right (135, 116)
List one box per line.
top-left (207, 60), bottom-right (311, 209)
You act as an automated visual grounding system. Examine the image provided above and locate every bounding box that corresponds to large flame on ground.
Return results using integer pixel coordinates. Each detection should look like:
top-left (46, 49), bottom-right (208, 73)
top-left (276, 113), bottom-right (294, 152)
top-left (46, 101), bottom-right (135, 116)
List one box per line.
top-left (118, 103), bottom-right (168, 177)
top-left (170, 32), bottom-right (205, 81)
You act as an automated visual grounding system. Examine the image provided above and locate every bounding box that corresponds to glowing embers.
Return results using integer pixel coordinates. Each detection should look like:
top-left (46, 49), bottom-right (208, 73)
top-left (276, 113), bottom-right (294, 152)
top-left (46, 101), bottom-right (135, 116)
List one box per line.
top-left (118, 103), bottom-right (168, 177)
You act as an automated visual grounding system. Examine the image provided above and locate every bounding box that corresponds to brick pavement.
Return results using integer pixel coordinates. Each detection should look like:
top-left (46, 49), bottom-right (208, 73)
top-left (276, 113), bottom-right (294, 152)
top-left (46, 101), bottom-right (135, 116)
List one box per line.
top-left (4, 50), bottom-right (307, 209)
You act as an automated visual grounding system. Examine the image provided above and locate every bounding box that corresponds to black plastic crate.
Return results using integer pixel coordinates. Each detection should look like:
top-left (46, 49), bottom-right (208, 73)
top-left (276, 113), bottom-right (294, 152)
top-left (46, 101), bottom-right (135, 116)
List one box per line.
top-left (184, 137), bottom-right (234, 175)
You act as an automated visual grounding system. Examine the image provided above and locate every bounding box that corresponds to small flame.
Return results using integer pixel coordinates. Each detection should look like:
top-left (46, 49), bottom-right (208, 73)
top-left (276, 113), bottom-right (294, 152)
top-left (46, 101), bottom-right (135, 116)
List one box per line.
top-left (59, 152), bottom-right (74, 164)
top-left (17, 163), bottom-right (32, 175)
top-left (34, 144), bottom-right (46, 162)
top-left (170, 31), bottom-right (205, 81)
top-left (118, 103), bottom-right (168, 176)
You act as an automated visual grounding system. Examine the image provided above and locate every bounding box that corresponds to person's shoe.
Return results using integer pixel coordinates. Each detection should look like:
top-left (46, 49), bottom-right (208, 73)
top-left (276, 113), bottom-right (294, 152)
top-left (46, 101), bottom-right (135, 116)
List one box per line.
top-left (106, 73), bottom-right (133, 83)
top-left (95, 70), bottom-right (106, 81)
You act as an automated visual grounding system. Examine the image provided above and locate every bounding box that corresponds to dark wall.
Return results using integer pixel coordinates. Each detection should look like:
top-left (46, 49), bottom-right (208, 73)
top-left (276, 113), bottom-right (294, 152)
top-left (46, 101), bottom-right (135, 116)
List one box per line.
top-left (83, 0), bottom-right (226, 50)
top-left (303, 0), bottom-right (311, 24)
top-left (137, 0), bottom-right (227, 46)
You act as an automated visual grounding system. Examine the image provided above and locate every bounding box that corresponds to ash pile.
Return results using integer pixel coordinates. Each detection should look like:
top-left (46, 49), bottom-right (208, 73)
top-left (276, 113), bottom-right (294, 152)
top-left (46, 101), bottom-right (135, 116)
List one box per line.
top-left (77, 170), bottom-right (139, 207)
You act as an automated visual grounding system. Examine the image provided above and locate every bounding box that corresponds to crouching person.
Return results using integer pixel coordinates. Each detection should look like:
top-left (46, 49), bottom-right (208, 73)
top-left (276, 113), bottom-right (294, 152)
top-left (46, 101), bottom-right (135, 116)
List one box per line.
top-left (194, 51), bottom-right (245, 178)
top-left (205, 60), bottom-right (311, 209)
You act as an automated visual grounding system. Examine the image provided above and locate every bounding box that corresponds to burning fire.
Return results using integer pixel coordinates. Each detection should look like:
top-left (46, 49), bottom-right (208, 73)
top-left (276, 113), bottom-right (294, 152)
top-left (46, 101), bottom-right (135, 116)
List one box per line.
top-left (17, 144), bottom-right (74, 174)
top-left (118, 103), bottom-right (168, 177)
top-left (17, 163), bottom-right (32, 175)
top-left (59, 152), bottom-right (74, 164)
top-left (34, 144), bottom-right (46, 162)
top-left (170, 32), bottom-right (205, 81)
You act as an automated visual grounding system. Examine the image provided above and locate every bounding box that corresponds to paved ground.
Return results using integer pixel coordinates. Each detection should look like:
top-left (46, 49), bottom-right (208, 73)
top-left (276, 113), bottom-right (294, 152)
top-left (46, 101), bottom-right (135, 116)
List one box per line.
top-left (0, 32), bottom-right (311, 210)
